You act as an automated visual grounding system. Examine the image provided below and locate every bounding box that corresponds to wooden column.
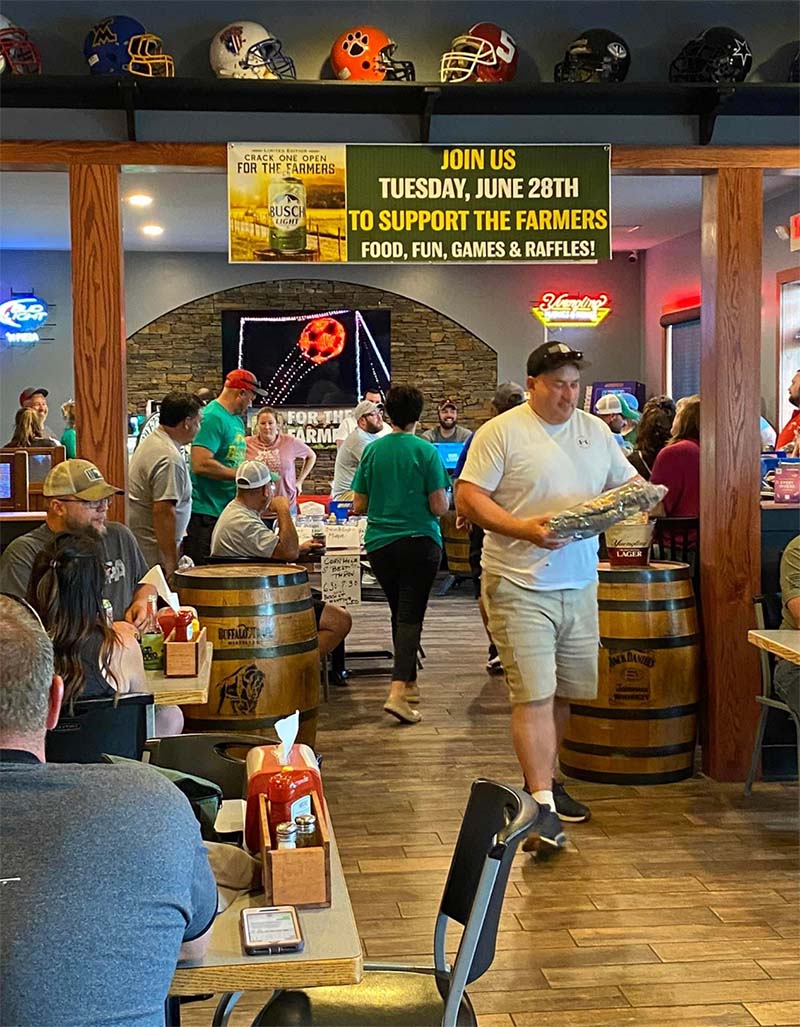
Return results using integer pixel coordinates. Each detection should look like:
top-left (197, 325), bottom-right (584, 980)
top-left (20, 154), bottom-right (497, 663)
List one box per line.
top-left (69, 163), bottom-right (127, 522)
top-left (700, 168), bottom-right (763, 780)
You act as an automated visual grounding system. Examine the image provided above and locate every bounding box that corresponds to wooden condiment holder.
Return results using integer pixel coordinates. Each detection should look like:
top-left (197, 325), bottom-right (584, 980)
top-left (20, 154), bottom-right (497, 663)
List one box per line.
top-left (164, 625), bottom-right (207, 678)
top-left (258, 790), bottom-right (331, 908)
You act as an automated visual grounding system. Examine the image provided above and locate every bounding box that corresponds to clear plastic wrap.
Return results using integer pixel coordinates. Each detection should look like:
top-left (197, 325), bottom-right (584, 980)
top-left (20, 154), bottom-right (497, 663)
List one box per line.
top-left (548, 480), bottom-right (668, 540)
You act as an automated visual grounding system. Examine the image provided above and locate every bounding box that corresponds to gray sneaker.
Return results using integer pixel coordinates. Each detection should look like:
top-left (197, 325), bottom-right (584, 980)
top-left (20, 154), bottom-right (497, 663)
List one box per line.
top-left (522, 804), bottom-right (567, 852)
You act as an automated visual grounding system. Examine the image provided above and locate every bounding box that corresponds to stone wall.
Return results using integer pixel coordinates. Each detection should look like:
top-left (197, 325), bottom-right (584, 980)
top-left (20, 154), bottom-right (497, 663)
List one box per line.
top-left (127, 278), bottom-right (497, 494)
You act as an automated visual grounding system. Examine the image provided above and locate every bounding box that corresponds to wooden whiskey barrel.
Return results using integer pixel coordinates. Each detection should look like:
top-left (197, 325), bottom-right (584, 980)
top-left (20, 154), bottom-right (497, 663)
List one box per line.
top-left (560, 561), bottom-right (701, 785)
top-left (175, 564), bottom-right (321, 746)
top-left (441, 510), bottom-right (471, 576)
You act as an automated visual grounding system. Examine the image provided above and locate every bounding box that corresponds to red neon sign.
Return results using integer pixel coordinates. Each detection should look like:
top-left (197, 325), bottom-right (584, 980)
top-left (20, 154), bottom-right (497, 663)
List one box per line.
top-left (530, 291), bottom-right (612, 328)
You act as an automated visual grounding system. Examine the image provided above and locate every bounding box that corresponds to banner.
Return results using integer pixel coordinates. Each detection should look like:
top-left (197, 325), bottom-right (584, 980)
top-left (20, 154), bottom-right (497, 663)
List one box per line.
top-left (228, 143), bottom-right (610, 265)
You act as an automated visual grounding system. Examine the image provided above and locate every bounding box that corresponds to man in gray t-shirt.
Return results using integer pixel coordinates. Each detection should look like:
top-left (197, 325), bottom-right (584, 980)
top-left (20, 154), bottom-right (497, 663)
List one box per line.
top-left (128, 392), bottom-right (202, 578)
top-left (332, 400), bottom-right (385, 499)
top-left (0, 595), bottom-right (218, 1027)
top-left (420, 398), bottom-right (472, 444)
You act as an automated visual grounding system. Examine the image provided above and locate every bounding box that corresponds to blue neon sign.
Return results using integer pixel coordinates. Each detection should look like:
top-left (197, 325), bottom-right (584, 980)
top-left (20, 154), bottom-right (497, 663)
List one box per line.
top-left (0, 295), bottom-right (49, 346)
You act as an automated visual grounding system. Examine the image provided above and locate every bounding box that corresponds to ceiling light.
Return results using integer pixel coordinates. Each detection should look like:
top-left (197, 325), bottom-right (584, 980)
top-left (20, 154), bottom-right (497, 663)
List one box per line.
top-left (626, 225), bottom-right (641, 233)
top-left (127, 193), bottom-right (153, 207)
top-left (141, 224), bottom-right (164, 237)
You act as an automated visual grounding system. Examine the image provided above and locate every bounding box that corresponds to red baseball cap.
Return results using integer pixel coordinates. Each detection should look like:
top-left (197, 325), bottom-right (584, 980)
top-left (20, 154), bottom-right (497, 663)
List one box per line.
top-left (224, 369), bottom-right (266, 396)
top-left (19, 386), bottom-right (48, 405)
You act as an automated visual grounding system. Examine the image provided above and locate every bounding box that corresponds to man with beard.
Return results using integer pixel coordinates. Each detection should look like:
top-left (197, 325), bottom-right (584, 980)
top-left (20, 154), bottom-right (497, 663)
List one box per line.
top-left (0, 460), bottom-right (154, 626)
top-left (776, 370), bottom-right (800, 451)
top-left (421, 398), bottom-right (472, 444)
top-left (332, 400), bottom-right (386, 500)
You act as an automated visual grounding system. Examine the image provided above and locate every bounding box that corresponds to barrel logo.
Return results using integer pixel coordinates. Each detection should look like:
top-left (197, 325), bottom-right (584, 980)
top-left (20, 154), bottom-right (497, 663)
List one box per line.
top-left (607, 649), bottom-right (654, 704)
top-left (217, 624), bottom-right (273, 644)
top-left (216, 662), bottom-right (265, 715)
top-left (608, 649), bottom-right (656, 670)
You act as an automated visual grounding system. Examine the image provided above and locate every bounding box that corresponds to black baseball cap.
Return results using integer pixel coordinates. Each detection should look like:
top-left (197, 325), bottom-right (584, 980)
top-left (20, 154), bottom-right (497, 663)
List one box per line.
top-left (527, 342), bottom-right (589, 377)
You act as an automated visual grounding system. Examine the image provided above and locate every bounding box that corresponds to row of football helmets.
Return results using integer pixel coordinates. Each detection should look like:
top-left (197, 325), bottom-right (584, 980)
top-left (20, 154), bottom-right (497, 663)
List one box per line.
top-left (1, 16), bottom-right (799, 85)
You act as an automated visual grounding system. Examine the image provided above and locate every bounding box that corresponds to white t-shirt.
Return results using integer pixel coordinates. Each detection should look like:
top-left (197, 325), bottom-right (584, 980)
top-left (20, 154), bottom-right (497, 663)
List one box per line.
top-left (210, 500), bottom-right (279, 560)
top-left (460, 403), bottom-right (636, 591)
top-left (335, 414), bottom-right (392, 444)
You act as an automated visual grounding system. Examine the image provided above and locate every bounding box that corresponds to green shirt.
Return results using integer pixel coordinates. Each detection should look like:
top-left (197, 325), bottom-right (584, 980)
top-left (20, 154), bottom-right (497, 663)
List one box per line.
top-left (779, 535), bottom-right (800, 632)
top-left (351, 432), bottom-right (450, 553)
top-left (60, 426), bottom-right (76, 459)
top-left (189, 400), bottom-right (246, 517)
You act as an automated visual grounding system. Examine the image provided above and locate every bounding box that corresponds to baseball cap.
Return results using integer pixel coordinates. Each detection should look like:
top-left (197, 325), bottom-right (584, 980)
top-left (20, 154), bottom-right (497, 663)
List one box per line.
top-left (225, 369), bottom-right (267, 396)
top-left (438, 398), bottom-right (458, 411)
top-left (526, 342), bottom-right (589, 377)
top-left (235, 460), bottom-right (273, 490)
top-left (492, 381), bottom-right (526, 413)
top-left (354, 399), bottom-right (380, 419)
top-left (19, 386), bottom-right (48, 405)
top-left (595, 394), bottom-right (623, 415)
top-left (43, 459), bottom-right (123, 500)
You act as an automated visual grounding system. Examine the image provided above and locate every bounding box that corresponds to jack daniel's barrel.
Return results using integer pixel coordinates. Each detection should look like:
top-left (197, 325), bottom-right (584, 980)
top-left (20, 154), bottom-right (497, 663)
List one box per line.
top-left (560, 561), bottom-right (700, 785)
top-left (175, 564), bottom-right (320, 746)
top-left (441, 510), bottom-right (471, 576)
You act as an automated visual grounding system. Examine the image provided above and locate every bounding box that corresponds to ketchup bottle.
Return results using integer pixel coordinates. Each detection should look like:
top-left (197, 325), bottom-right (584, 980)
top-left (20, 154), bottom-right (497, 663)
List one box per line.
top-left (267, 768), bottom-right (316, 845)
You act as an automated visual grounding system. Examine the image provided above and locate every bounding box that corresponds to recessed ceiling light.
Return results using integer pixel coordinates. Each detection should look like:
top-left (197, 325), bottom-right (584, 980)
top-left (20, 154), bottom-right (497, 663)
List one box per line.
top-left (127, 193), bottom-right (153, 207)
top-left (141, 224), bottom-right (164, 237)
top-left (626, 225), bottom-right (641, 233)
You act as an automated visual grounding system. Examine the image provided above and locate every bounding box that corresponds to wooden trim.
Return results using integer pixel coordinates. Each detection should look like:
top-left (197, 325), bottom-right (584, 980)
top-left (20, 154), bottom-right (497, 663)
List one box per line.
top-left (660, 306), bottom-right (702, 328)
top-left (700, 168), bottom-right (763, 782)
top-left (2, 140), bottom-right (800, 170)
top-left (775, 266), bottom-right (800, 429)
top-left (69, 164), bottom-right (128, 523)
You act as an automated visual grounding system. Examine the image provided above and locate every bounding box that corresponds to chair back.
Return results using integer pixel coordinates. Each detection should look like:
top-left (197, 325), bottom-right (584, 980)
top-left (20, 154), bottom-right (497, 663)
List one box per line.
top-left (147, 732), bottom-right (274, 799)
top-left (652, 517), bottom-right (699, 568)
top-left (45, 693), bottom-right (153, 763)
top-left (437, 780), bottom-right (536, 990)
top-left (753, 593), bottom-right (783, 698)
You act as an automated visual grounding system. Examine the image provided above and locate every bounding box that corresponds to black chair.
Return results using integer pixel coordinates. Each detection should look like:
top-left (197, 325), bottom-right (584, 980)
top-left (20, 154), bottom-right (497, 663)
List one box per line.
top-left (744, 594), bottom-right (800, 795)
top-left (45, 693), bottom-right (153, 764)
top-left (652, 516), bottom-right (699, 569)
top-left (146, 732), bottom-right (274, 799)
top-left (249, 779), bottom-right (537, 1027)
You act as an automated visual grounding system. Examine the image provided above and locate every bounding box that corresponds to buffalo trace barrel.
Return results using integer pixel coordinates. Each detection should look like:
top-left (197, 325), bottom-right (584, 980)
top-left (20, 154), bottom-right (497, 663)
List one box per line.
top-left (560, 561), bottom-right (701, 785)
top-left (175, 564), bottom-right (320, 746)
top-left (440, 510), bottom-right (471, 577)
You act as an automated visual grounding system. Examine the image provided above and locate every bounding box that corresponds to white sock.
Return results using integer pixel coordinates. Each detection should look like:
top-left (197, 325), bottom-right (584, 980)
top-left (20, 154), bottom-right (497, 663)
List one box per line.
top-left (532, 789), bottom-right (555, 811)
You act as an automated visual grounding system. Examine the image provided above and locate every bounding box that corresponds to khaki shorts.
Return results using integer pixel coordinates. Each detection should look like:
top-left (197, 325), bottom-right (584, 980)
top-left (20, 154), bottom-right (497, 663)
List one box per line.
top-left (483, 573), bottom-right (599, 705)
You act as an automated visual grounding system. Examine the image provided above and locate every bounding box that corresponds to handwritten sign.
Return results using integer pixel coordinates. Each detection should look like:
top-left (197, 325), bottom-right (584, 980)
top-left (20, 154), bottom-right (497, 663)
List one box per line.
top-left (321, 553), bottom-right (361, 606)
top-left (324, 523), bottom-right (362, 549)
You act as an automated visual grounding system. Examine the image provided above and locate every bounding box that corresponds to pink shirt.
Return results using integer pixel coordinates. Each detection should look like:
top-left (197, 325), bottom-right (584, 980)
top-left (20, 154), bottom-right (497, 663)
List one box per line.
top-left (650, 439), bottom-right (700, 517)
top-left (245, 433), bottom-right (314, 508)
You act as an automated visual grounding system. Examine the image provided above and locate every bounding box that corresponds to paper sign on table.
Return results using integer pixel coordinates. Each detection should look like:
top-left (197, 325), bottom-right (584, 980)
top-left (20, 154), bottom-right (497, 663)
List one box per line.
top-left (321, 552), bottom-right (362, 606)
top-left (324, 523), bottom-right (361, 549)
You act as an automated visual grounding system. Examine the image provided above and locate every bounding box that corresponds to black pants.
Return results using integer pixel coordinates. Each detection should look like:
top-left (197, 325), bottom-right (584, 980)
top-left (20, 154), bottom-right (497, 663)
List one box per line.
top-left (368, 536), bottom-right (441, 682)
top-left (183, 513), bottom-right (217, 566)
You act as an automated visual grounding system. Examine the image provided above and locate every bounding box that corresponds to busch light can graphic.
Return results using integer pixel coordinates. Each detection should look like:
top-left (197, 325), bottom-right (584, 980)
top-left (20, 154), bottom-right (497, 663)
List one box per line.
top-left (268, 176), bottom-right (307, 253)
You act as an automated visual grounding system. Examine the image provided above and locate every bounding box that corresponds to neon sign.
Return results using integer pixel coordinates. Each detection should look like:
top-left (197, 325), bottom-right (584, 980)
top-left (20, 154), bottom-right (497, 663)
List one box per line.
top-left (530, 291), bottom-right (611, 328)
top-left (0, 295), bottom-right (49, 346)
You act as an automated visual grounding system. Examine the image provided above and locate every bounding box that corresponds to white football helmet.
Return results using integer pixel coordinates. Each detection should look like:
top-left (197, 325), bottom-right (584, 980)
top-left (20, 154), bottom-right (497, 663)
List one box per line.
top-left (210, 21), bottom-right (295, 79)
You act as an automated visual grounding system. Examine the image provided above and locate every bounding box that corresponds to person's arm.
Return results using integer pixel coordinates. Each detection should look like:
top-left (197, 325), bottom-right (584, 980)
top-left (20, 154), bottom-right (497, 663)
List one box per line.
top-left (780, 541), bottom-right (800, 628)
top-left (191, 445), bottom-right (237, 482)
top-left (352, 492), bottom-right (368, 515)
top-left (295, 450), bottom-right (317, 490)
top-left (152, 500), bottom-right (180, 579)
top-left (269, 496), bottom-right (300, 561)
top-left (457, 481), bottom-right (568, 550)
top-left (108, 622), bottom-right (146, 692)
top-left (125, 583), bottom-right (158, 629)
top-left (428, 488), bottom-right (450, 517)
top-left (650, 446), bottom-right (683, 517)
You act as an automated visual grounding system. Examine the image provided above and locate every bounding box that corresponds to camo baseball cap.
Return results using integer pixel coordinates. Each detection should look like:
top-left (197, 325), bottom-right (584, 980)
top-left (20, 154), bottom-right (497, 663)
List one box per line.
top-left (43, 459), bottom-right (123, 500)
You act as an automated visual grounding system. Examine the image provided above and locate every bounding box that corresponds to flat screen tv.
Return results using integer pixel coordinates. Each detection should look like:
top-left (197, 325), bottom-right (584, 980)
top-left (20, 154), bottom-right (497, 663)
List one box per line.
top-left (221, 308), bottom-right (391, 407)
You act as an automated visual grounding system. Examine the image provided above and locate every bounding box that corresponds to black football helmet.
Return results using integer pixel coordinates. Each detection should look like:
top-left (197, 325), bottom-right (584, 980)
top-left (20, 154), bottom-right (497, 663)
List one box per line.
top-left (790, 49), bottom-right (799, 83)
top-left (669, 26), bottom-right (752, 83)
top-left (554, 28), bottom-right (630, 83)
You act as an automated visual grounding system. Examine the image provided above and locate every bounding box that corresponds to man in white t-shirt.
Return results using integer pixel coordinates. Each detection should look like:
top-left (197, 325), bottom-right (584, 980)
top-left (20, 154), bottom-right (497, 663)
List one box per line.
top-left (458, 342), bottom-right (638, 852)
top-left (335, 388), bottom-right (392, 447)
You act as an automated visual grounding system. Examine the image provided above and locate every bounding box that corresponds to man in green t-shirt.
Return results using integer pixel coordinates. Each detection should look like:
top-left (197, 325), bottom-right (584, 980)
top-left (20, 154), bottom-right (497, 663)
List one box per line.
top-left (184, 369), bottom-right (266, 565)
top-left (774, 535), bottom-right (800, 717)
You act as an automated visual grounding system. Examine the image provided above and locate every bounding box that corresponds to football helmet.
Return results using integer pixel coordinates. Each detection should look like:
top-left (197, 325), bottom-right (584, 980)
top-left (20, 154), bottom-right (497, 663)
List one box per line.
top-left (84, 15), bottom-right (174, 77)
top-left (0, 15), bottom-right (42, 74)
top-left (440, 22), bottom-right (518, 83)
top-left (669, 27), bottom-right (752, 83)
top-left (554, 28), bottom-right (630, 83)
top-left (330, 26), bottom-right (414, 81)
top-left (210, 21), bottom-right (295, 79)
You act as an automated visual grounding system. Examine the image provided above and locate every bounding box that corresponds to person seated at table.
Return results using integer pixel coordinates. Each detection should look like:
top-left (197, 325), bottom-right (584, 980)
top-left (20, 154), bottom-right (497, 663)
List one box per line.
top-left (245, 407), bottom-right (316, 514)
top-left (0, 594), bottom-right (218, 1027)
top-left (26, 532), bottom-right (183, 737)
top-left (211, 461), bottom-right (351, 657)
top-left (3, 407), bottom-right (57, 449)
top-left (420, 397), bottom-right (472, 444)
top-left (773, 535), bottom-right (800, 718)
top-left (331, 399), bottom-right (385, 500)
top-left (650, 395), bottom-right (700, 518)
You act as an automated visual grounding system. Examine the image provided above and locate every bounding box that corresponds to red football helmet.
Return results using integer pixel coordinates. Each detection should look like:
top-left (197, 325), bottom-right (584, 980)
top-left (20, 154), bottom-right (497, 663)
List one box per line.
top-left (330, 25), bottom-right (414, 81)
top-left (0, 15), bottom-right (42, 74)
top-left (440, 22), bottom-right (518, 83)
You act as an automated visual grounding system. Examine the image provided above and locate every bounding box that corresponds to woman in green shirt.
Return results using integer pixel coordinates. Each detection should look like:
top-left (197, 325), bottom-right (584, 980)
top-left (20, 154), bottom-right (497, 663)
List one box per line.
top-left (60, 399), bottom-right (77, 459)
top-left (352, 385), bottom-right (450, 724)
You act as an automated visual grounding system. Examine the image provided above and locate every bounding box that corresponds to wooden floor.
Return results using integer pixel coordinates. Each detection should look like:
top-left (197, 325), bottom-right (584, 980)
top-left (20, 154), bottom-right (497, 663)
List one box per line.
top-left (183, 588), bottom-right (800, 1027)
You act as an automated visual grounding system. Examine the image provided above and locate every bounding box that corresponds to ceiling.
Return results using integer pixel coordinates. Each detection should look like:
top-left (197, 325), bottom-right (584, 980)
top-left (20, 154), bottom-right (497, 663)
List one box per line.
top-left (0, 170), bottom-right (796, 253)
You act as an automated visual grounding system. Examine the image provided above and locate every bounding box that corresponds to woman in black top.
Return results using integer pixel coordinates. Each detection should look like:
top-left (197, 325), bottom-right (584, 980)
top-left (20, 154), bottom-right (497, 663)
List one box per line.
top-left (628, 397), bottom-right (675, 480)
